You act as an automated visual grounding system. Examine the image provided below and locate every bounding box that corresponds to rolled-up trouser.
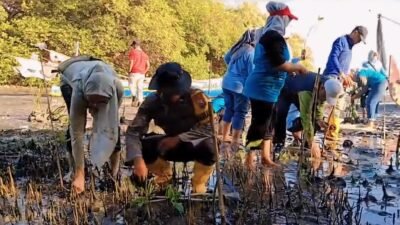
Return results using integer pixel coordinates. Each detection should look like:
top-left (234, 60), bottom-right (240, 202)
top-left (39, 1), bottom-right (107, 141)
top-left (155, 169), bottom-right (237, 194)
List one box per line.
top-left (60, 84), bottom-right (121, 155)
top-left (141, 134), bottom-right (217, 166)
top-left (246, 99), bottom-right (275, 148)
top-left (366, 81), bottom-right (387, 120)
top-left (222, 88), bottom-right (250, 131)
top-left (128, 73), bottom-right (145, 102)
top-left (141, 134), bottom-right (216, 193)
top-left (273, 89), bottom-right (300, 144)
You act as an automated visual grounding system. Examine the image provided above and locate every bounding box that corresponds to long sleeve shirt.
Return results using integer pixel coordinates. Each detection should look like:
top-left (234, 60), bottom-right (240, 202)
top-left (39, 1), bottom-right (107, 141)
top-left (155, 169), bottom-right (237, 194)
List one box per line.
top-left (62, 60), bottom-right (123, 168)
top-left (284, 73), bottom-right (323, 144)
top-left (222, 44), bottom-right (255, 94)
top-left (323, 35), bottom-right (354, 77)
top-left (353, 68), bottom-right (387, 99)
top-left (125, 89), bottom-right (212, 164)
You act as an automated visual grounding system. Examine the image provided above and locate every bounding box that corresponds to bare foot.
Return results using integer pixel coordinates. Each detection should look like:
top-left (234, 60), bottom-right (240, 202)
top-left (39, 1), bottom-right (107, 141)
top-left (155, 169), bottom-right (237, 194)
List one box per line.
top-left (311, 143), bottom-right (322, 159)
top-left (72, 170), bottom-right (85, 194)
top-left (261, 156), bottom-right (280, 168)
top-left (245, 152), bottom-right (256, 171)
top-left (311, 158), bottom-right (322, 172)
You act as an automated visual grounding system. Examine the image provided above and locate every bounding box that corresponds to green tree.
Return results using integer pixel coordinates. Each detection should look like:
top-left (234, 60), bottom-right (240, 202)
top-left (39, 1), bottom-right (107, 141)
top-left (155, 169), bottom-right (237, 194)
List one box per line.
top-left (0, 0), bottom-right (314, 86)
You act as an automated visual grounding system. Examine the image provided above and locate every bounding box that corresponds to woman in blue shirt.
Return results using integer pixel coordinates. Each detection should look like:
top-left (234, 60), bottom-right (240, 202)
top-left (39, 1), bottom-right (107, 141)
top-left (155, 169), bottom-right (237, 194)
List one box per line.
top-left (351, 62), bottom-right (387, 128)
top-left (243, 1), bottom-right (308, 169)
top-left (220, 29), bottom-right (256, 156)
top-left (358, 50), bottom-right (387, 121)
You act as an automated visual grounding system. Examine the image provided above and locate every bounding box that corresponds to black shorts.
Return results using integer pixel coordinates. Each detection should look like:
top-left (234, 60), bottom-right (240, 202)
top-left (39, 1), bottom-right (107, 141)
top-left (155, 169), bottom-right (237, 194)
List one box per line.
top-left (141, 134), bottom-right (217, 166)
top-left (246, 99), bottom-right (275, 144)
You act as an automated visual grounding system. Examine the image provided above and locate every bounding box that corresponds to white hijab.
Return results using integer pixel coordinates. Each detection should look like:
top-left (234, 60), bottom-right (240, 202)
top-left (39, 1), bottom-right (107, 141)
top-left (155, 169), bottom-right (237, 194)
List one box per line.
top-left (367, 50), bottom-right (383, 71)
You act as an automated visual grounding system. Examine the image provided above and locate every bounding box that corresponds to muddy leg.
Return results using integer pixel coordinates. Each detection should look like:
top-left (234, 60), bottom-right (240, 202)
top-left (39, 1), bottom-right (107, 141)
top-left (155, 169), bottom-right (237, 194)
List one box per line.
top-left (72, 167), bottom-right (85, 194)
top-left (109, 151), bottom-right (121, 177)
top-left (245, 151), bottom-right (257, 171)
top-left (63, 151), bottom-right (75, 182)
top-left (261, 140), bottom-right (279, 167)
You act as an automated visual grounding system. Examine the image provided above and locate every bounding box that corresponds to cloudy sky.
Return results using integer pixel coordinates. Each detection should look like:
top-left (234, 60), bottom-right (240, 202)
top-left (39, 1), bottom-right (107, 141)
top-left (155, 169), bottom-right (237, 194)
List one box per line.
top-left (223, 0), bottom-right (400, 71)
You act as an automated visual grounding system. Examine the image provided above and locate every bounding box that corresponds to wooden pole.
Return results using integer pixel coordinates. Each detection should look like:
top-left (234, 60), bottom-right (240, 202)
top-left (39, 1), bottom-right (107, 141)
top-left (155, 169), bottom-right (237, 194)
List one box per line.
top-left (207, 101), bottom-right (226, 225)
top-left (300, 68), bottom-right (321, 159)
top-left (38, 50), bottom-right (54, 131)
top-left (383, 56), bottom-right (391, 155)
top-left (75, 42), bottom-right (80, 56)
top-left (38, 47), bottom-right (65, 189)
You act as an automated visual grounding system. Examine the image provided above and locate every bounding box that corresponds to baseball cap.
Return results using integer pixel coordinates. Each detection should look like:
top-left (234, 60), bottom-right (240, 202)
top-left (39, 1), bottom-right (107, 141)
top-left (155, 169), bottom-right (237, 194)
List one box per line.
top-left (324, 79), bottom-right (344, 106)
top-left (353, 26), bottom-right (368, 44)
top-left (267, 1), bottom-right (298, 20)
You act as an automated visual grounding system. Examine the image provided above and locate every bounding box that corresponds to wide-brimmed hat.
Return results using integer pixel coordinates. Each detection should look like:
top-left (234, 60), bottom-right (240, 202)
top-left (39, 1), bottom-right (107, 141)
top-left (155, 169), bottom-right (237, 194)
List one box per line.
top-left (148, 62), bottom-right (192, 93)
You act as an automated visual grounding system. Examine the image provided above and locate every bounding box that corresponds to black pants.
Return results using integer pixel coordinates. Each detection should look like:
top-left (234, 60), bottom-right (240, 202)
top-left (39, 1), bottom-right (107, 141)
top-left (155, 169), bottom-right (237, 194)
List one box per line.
top-left (61, 84), bottom-right (73, 154)
top-left (60, 84), bottom-right (121, 154)
top-left (360, 90), bottom-right (369, 108)
top-left (246, 99), bottom-right (275, 146)
top-left (273, 89), bottom-right (300, 144)
top-left (141, 134), bottom-right (217, 166)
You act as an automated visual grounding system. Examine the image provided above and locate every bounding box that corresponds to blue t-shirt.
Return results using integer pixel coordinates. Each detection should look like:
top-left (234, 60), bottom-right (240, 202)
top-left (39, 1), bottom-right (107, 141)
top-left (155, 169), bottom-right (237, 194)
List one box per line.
top-left (362, 61), bottom-right (387, 77)
top-left (243, 30), bottom-right (290, 103)
top-left (358, 69), bottom-right (387, 87)
top-left (222, 44), bottom-right (255, 94)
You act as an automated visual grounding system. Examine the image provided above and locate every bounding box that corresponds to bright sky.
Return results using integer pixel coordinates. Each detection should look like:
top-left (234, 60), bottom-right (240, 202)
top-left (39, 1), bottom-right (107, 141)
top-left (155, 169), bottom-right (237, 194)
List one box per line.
top-left (223, 0), bottom-right (400, 71)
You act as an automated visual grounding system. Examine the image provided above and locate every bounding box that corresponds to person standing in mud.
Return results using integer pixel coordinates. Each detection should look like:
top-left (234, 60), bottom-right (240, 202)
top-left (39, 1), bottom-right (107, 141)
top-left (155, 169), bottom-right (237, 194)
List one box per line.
top-left (125, 62), bottom-right (217, 193)
top-left (128, 40), bottom-right (150, 107)
top-left (220, 29), bottom-right (256, 156)
top-left (274, 73), bottom-right (344, 159)
top-left (351, 65), bottom-right (388, 129)
top-left (355, 50), bottom-right (388, 125)
top-left (243, 1), bottom-right (308, 169)
top-left (58, 56), bottom-right (123, 194)
top-left (322, 26), bottom-right (368, 146)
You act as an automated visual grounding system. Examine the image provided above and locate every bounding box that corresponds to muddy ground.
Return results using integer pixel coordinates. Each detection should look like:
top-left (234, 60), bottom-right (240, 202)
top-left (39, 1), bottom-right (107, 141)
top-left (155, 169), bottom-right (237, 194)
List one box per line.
top-left (1, 91), bottom-right (400, 225)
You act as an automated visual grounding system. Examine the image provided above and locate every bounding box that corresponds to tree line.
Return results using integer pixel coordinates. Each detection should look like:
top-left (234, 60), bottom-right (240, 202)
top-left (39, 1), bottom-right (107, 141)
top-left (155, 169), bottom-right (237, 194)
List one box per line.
top-left (0, 0), bottom-right (313, 86)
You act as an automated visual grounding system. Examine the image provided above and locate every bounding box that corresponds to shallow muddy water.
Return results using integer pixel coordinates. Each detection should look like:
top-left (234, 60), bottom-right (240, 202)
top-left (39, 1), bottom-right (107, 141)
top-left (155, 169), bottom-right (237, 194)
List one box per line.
top-left (1, 97), bottom-right (400, 224)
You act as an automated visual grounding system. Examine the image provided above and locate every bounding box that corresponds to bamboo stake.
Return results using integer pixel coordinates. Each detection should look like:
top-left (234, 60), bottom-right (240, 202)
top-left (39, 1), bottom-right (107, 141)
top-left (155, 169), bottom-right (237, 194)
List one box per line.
top-left (37, 48), bottom-right (54, 131)
top-left (383, 56), bottom-right (391, 156)
top-left (207, 101), bottom-right (226, 225)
